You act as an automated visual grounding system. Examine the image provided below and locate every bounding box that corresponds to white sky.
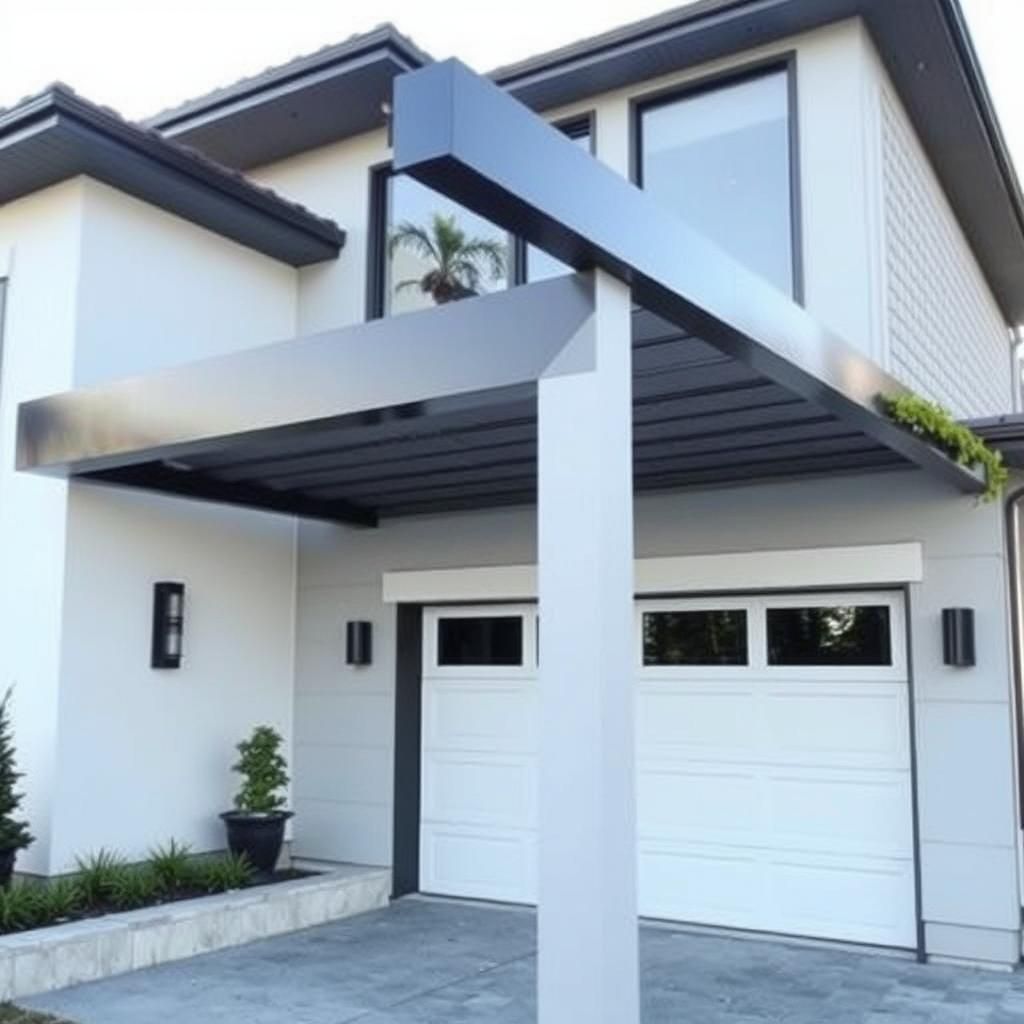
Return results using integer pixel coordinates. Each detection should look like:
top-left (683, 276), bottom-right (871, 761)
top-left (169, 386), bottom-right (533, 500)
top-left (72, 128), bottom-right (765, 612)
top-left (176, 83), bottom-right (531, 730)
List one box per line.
top-left (0, 0), bottom-right (1021, 173)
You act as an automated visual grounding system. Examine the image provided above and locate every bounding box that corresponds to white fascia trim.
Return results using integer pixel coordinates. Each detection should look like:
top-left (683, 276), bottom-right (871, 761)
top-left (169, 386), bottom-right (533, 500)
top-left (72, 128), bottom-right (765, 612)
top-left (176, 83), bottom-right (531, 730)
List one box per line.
top-left (381, 542), bottom-right (924, 603)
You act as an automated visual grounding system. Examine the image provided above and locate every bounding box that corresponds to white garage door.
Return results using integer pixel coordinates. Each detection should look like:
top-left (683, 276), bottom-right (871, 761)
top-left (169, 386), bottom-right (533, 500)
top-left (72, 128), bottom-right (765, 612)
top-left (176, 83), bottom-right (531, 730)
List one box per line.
top-left (420, 592), bottom-right (916, 948)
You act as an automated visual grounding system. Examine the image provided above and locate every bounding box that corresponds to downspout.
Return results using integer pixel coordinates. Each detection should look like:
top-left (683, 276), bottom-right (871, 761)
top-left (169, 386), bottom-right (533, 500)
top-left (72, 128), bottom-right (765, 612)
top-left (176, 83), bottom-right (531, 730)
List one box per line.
top-left (1003, 485), bottom-right (1024, 922)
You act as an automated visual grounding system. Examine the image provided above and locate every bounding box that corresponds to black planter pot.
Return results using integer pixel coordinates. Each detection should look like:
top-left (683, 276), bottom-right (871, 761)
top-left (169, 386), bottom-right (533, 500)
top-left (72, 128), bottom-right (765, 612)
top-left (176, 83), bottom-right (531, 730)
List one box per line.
top-left (220, 810), bottom-right (293, 874)
top-left (0, 849), bottom-right (16, 889)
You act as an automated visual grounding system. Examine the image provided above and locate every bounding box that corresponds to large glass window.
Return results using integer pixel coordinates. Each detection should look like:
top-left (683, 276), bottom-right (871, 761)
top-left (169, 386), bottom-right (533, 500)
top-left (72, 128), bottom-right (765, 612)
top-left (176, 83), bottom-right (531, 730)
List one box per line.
top-left (639, 68), bottom-right (796, 296)
top-left (382, 175), bottom-right (512, 317)
top-left (767, 605), bottom-right (892, 667)
top-left (642, 609), bottom-right (748, 666)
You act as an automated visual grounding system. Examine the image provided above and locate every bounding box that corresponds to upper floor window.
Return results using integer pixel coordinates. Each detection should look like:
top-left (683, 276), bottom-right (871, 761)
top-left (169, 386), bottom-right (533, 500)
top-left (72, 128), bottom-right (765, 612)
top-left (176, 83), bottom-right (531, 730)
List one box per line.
top-left (381, 175), bottom-right (512, 317)
top-left (372, 116), bottom-right (593, 317)
top-left (637, 66), bottom-right (798, 297)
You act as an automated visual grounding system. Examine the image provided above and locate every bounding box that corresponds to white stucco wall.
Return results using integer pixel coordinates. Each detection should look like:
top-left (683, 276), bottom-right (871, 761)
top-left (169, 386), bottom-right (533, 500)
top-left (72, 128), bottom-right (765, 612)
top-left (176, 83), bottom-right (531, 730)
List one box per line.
top-left (292, 469), bottom-right (1021, 964)
top-left (42, 181), bottom-right (302, 872)
top-left (73, 179), bottom-right (298, 383)
top-left (0, 177), bottom-right (303, 874)
top-left (0, 181), bottom-right (85, 874)
top-left (50, 485), bottom-right (296, 871)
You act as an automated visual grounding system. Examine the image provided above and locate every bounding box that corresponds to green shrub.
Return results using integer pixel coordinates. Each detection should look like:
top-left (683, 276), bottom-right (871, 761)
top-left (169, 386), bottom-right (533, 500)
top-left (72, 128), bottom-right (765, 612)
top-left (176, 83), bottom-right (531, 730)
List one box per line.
top-left (0, 884), bottom-right (44, 932)
top-left (105, 865), bottom-right (161, 911)
top-left (195, 852), bottom-right (253, 893)
top-left (0, 689), bottom-right (33, 860)
top-left (232, 726), bottom-right (289, 814)
top-left (148, 839), bottom-right (194, 893)
top-left (74, 849), bottom-right (127, 906)
top-left (880, 392), bottom-right (1008, 502)
top-left (37, 878), bottom-right (83, 922)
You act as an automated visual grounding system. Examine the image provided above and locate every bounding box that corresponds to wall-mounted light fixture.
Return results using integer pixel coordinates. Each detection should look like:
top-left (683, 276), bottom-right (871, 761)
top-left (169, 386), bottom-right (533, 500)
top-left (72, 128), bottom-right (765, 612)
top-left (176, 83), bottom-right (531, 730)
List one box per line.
top-left (152, 582), bottom-right (185, 669)
top-left (346, 621), bottom-right (372, 666)
top-left (942, 607), bottom-right (975, 668)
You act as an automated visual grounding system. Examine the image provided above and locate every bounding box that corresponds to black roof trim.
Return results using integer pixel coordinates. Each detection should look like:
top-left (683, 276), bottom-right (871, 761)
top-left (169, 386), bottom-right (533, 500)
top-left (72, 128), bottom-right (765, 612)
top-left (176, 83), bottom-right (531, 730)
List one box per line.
top-left (148, 24), bottom-right (431, 131)
top-left (146, 26), bottom-right (431, 170)
top-left (0, 84), bottom-right (345, 266)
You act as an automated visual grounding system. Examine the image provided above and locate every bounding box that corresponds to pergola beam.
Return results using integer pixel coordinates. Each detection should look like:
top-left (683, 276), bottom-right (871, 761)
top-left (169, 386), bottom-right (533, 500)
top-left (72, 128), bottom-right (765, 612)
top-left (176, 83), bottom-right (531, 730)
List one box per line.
top-left (17, 272), bottom-right (596, 480)
top-left (392, 58), bottom-right (984, 496)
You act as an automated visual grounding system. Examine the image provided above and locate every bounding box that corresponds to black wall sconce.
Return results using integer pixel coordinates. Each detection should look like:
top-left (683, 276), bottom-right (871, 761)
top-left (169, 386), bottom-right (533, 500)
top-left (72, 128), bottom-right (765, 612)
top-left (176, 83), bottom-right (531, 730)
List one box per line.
top-left (152, 582), bottom-right (185, 669)
top-left (942, 607), bottom-right (975, 668)
top-left (346, 621), bottom-right (372, 666)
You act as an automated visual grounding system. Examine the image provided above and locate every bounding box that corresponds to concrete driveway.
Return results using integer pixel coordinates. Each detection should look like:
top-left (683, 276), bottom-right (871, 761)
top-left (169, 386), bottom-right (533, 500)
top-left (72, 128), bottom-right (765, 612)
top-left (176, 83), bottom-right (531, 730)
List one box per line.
top-left (21, 898), bottom-right (1024, 1023)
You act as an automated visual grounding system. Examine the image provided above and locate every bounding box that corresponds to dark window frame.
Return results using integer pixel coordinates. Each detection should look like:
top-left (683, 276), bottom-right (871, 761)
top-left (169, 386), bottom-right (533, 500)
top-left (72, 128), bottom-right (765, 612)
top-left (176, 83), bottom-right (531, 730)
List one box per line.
top-left (630, 53), bottom-right (804, 304)
top-left (367, 111), bottom-right (596, 320)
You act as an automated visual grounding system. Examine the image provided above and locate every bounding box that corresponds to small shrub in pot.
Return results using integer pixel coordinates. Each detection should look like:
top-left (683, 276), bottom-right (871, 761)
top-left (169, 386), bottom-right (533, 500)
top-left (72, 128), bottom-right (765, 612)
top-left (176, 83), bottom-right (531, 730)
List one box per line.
top-left (220, 726), bottom-right (291, 874)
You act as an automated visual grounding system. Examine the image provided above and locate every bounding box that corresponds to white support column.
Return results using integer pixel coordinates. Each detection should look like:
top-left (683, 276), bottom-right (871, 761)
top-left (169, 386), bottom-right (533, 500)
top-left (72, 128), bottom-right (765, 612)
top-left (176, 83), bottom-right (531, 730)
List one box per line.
top-left (536, 269), bottom-right (638, 1023)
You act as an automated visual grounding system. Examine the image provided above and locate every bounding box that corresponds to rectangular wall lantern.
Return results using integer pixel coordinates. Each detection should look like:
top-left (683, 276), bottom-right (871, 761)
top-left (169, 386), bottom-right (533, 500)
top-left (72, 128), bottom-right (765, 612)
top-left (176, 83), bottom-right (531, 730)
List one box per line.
top-left (942, 607), bottom-right (975, 668)
top-left (152, 582), bottom-right (185, 669)
top-left (346, 621), bottom-right (372, 666)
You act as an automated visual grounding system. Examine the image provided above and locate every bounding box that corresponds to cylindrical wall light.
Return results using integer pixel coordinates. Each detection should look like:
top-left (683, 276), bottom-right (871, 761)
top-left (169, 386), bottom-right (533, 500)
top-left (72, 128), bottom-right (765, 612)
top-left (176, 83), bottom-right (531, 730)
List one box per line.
top-left (152, 582), bottom-right (185, 669)
top-left (346, 621), bottom-right (373, 666)
top-left (942, 607), bottom-right (975, 668)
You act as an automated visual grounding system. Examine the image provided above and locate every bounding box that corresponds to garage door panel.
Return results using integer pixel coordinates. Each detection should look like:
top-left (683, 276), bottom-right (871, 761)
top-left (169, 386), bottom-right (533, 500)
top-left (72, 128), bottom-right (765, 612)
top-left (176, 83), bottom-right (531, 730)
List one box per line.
top-left (425, 682), bottom-right (537, 754)
top-left (769, 772), bottom-right (914, 855)
top-left (768, 854), bottom-right (917, 947)
top-left (421, 826), bottom-right (536, 904)
top-left (765, 687), bottom-right (908, 767)
top-left (638, 686), bottom-right (758, 751)
top-left (422, 753), bottom-right (536, 829)
top-left (638, 845), bottom-right (761, 923)
top-left (639, 765), bottom-right (759, 839)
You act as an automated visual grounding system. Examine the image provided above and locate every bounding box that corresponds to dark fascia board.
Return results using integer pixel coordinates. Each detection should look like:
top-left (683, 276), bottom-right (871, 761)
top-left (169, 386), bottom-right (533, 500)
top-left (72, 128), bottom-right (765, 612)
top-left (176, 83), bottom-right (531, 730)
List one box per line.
top-left (146, 26), bottom-right (431, 170)
top-left (393, 58), bottom-right (984, 498)
top-left (0, 85), bottom-right (344, 266)
top-left (491, 0), bottom-right (1024, 325)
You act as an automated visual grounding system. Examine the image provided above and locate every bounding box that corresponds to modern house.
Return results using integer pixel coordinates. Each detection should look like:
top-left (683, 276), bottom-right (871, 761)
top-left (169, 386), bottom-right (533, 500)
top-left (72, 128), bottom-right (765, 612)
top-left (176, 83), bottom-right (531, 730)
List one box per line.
top-left (2, 0), bottom-right (1024, 1016)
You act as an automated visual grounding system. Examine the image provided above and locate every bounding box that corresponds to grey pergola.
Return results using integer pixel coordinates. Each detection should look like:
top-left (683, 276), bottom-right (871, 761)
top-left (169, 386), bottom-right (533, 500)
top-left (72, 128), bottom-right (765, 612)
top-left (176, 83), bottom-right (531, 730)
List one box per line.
top-left (16, 55), bottom-right (987, 1024)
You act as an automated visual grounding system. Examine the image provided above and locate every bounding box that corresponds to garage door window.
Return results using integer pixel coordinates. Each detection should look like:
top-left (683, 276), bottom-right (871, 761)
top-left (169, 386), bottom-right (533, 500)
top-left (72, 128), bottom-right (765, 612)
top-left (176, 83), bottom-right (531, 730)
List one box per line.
top-left (767, 605), bottom-right (891, 667)
top-left (642, 609), bottom-right (748, 666)
top-left (437, 615), bottom-right (523, 666)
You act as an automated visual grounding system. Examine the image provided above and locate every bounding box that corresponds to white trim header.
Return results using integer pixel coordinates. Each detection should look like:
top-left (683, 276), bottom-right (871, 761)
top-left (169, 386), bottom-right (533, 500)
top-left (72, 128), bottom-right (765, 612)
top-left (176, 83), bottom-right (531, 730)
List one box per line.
top-left (381, 542), bottom-right (924, 603)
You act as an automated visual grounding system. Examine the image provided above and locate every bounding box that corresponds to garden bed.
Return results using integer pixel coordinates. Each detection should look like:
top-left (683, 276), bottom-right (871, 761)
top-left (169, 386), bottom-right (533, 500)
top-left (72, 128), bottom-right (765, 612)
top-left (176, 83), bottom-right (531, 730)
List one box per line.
top-left (0, 865), bottom-right (390, 1001)
top-left (0, 844), bottom-right (308, 937)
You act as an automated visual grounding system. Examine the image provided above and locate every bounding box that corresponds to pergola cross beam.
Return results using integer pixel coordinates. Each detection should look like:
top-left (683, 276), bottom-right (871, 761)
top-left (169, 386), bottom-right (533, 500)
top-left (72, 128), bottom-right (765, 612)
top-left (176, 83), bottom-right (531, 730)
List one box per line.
top-left (392, 58), bottom-right (984, 496)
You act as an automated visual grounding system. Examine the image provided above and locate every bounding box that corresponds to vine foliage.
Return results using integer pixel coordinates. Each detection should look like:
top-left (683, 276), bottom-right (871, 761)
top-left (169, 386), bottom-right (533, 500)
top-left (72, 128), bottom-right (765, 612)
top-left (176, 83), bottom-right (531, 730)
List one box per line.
top-left (880, 393), bottom-right (1008, 503)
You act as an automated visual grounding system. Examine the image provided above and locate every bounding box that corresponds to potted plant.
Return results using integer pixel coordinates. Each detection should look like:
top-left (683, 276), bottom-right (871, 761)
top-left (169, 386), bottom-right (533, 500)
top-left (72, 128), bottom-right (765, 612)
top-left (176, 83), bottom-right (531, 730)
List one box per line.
top-left (0, 688), bottom-right (33, 886)
top-left (220, 725), bottom-right (291, 875)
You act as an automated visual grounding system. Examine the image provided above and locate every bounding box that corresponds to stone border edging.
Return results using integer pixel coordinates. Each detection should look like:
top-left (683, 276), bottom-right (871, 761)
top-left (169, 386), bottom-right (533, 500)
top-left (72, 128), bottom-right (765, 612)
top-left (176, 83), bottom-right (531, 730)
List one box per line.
top-left (0, 865), bottom-right (390, 1000)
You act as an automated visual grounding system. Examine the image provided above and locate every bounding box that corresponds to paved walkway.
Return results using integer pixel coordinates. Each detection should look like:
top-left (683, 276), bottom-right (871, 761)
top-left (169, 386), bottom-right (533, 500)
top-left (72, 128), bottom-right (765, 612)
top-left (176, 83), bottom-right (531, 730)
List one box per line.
top-left (22, 898), bottom-right (1024, 1023)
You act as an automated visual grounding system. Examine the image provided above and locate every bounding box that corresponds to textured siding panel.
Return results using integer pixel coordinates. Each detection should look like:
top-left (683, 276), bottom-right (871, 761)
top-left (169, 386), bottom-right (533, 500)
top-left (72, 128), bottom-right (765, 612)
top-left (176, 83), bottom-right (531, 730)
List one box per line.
top-left (881, 87), bottom-right (1010, 417)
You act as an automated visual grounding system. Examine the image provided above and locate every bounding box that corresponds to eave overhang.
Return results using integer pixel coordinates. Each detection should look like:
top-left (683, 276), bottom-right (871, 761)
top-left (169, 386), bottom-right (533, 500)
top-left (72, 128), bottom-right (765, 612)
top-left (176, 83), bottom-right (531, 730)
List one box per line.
top-left (147, 26), bottom-right (432, 170)
top-left (0, 85), bottom-right (344, 266)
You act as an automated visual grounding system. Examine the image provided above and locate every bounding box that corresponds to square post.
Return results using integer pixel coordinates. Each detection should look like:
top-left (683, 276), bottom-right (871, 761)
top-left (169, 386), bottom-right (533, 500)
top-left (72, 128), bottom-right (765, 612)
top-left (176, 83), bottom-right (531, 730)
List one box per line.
top-left (536, 269), bottom-right (639, 1023)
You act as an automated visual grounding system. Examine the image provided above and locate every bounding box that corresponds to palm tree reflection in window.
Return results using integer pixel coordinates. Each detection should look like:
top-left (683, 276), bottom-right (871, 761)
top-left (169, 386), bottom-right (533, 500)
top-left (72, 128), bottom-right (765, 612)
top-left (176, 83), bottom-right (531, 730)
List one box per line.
top-left (388, 213), bottom-right (508, 306)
